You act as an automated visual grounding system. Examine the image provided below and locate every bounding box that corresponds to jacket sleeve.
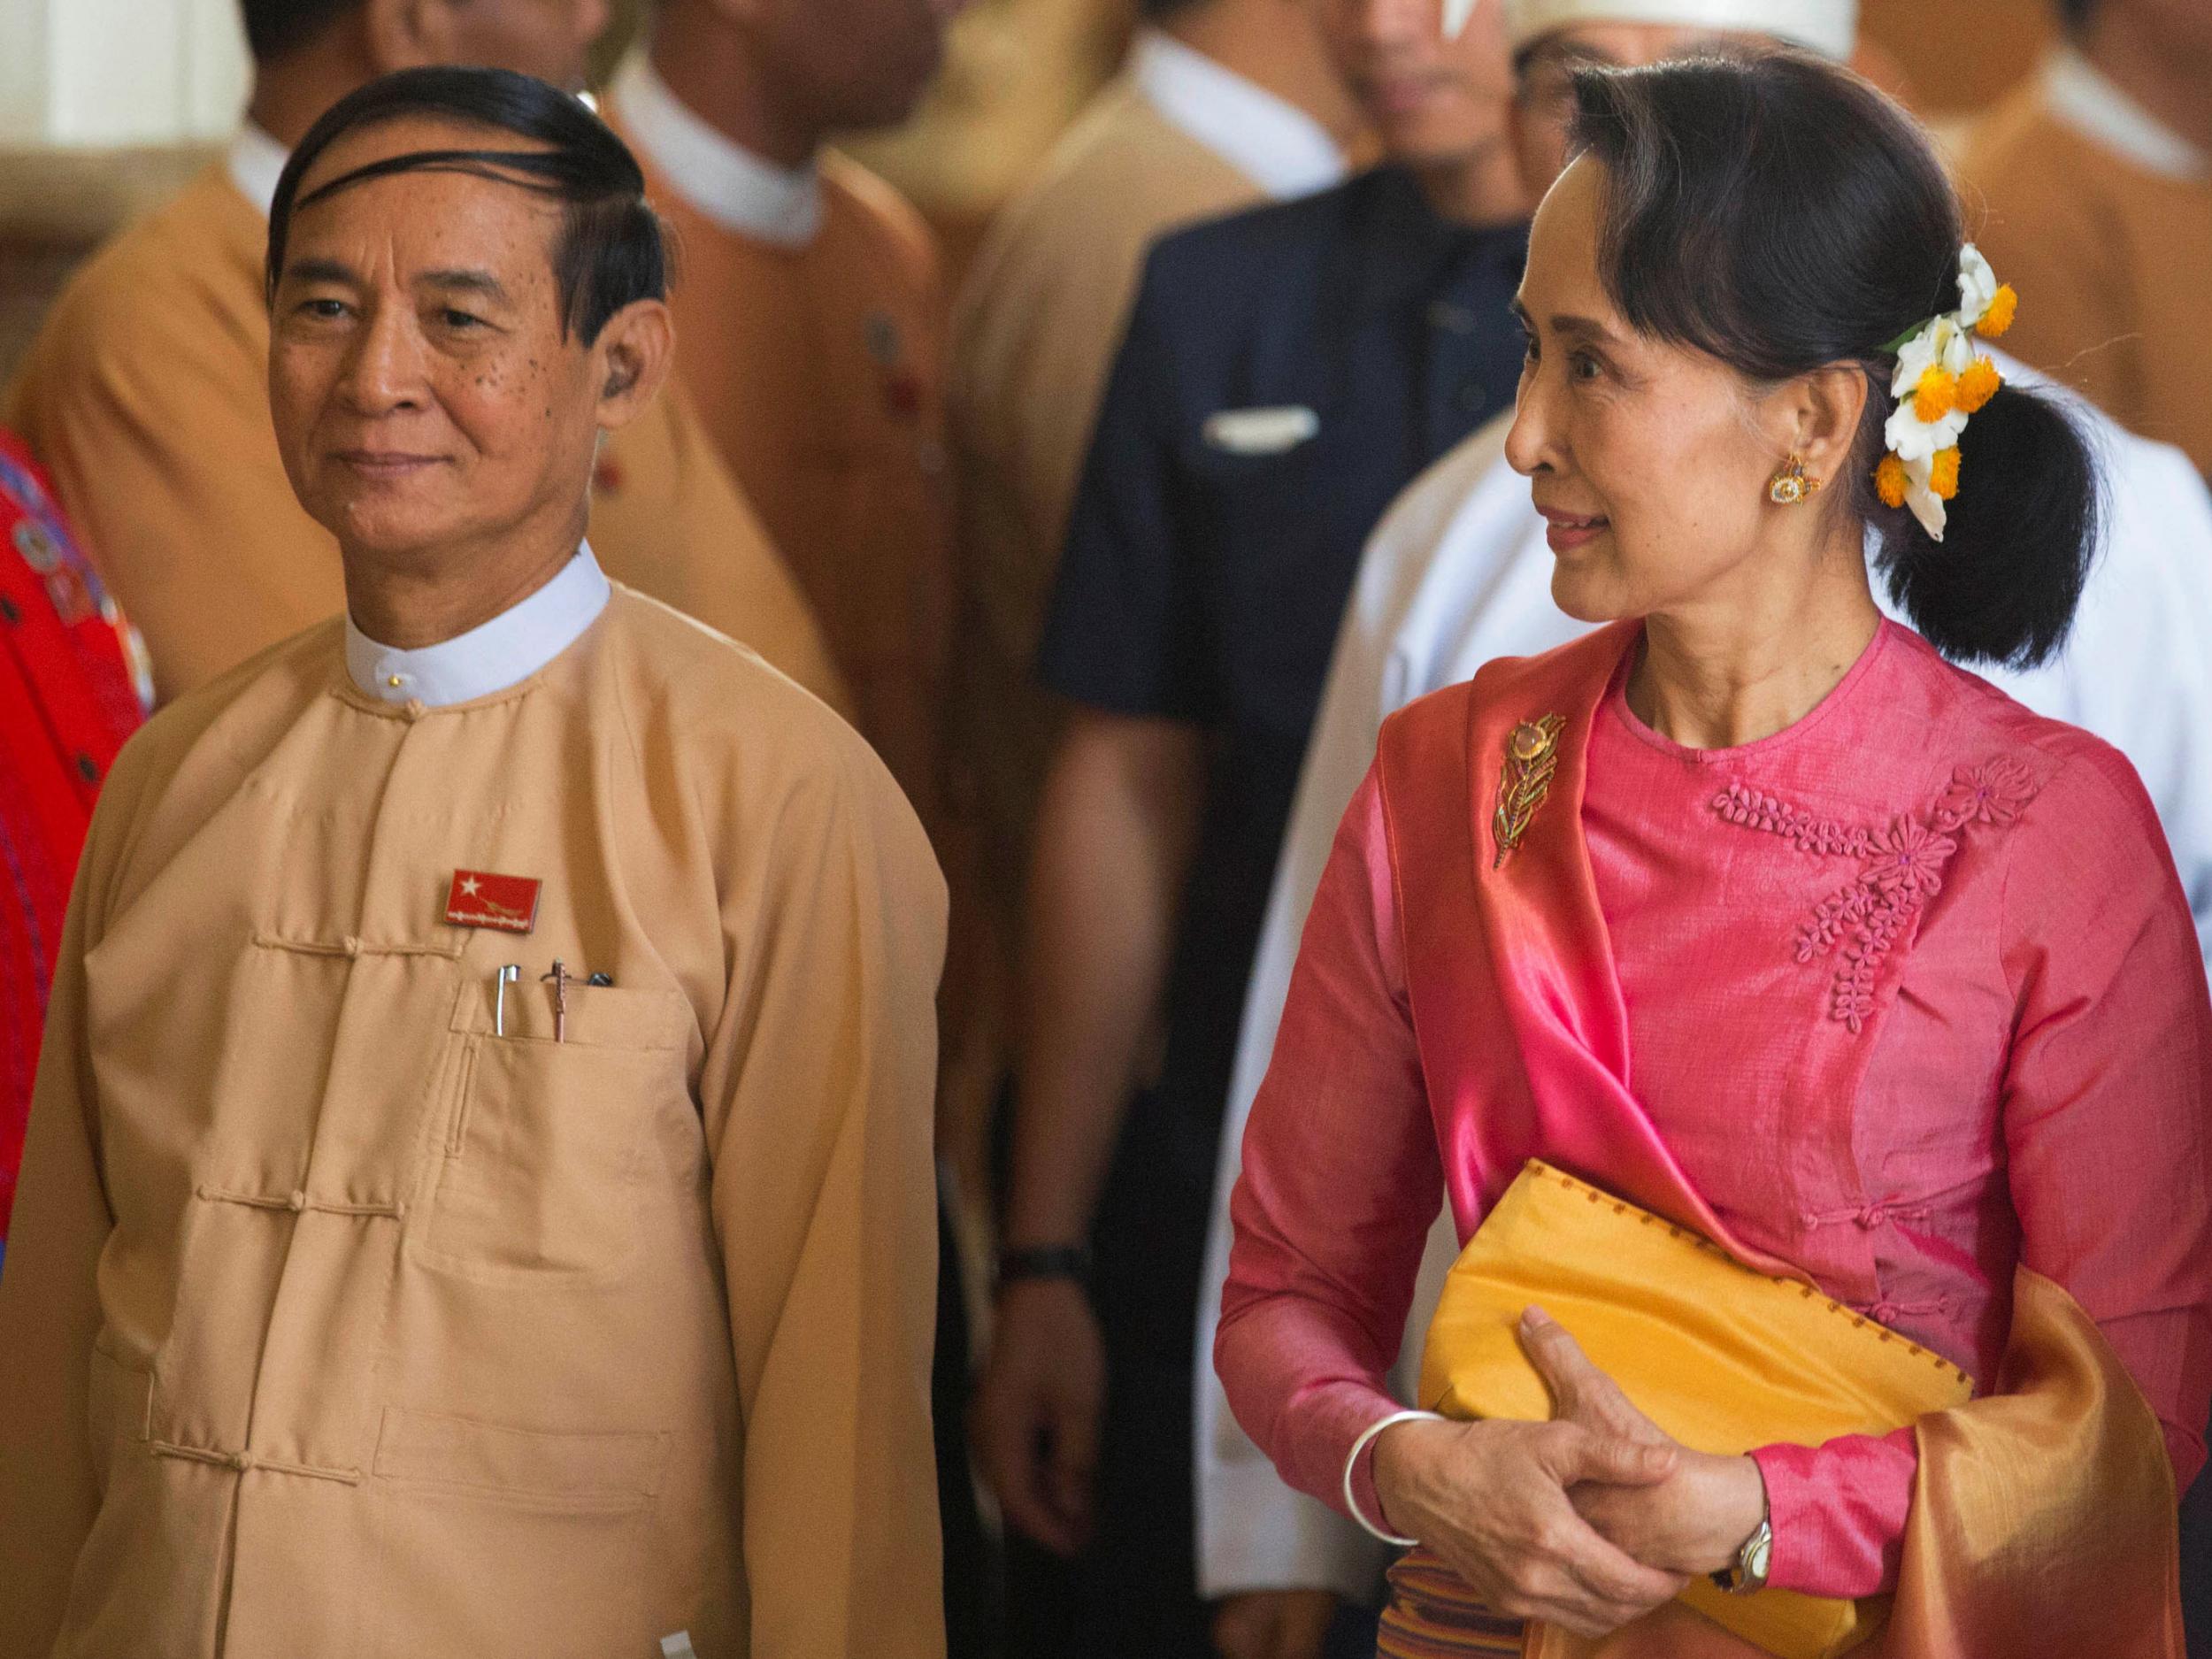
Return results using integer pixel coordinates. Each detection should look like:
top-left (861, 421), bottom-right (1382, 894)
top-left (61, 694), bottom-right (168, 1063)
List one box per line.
top-left (0, 796), bottom-right (120, 1658)
top-left (698, 725), bottom-right (950, 1659)
top-left (1216, 768), bottom-right (1444, 1529)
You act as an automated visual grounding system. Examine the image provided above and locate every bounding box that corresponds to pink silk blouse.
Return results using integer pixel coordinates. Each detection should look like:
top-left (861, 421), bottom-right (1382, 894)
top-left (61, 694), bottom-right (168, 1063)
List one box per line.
top-left (1217, 622), bottom-right (2212, 1600)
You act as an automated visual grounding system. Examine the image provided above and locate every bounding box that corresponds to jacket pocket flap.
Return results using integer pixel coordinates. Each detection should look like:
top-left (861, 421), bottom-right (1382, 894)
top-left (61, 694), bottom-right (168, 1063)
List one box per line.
top-left (373, 1407), bottom-right (670, 1501)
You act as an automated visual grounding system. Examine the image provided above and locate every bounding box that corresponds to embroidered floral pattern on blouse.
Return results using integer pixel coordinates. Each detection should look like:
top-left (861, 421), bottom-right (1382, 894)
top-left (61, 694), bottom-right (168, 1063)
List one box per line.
top-left (1713, 757), bottom-right (2039, 1033)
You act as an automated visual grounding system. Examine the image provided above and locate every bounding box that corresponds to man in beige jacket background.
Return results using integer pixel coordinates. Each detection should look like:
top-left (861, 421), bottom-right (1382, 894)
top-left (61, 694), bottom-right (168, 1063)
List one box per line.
top-left (3, 0), bottom-right (842, 713)
top-left (0, 66), bottom-right (946, 1659)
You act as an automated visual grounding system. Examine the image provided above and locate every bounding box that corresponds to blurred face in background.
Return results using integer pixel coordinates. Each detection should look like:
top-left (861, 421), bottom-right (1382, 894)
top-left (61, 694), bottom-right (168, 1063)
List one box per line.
top-left (1511, 24), bottom-right (1750, 185)
top-left (715, 0), bottom-right (964, 133)
top-left (1317, 0), bottom-right (1517, 165)
top-left (408, 0), bottom-right (611, 89)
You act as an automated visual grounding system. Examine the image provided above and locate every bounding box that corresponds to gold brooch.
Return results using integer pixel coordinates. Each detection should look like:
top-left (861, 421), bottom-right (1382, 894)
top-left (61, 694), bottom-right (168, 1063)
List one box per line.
top-left (1493, 714), bottom-right (1567, 869)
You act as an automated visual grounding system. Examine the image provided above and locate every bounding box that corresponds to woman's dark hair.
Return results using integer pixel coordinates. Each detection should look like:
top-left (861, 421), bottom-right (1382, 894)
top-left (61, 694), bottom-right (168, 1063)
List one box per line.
top-left (1567, 52), bottom-right (2101, 669)
top-left (267, 66), bottom-right (667, 347)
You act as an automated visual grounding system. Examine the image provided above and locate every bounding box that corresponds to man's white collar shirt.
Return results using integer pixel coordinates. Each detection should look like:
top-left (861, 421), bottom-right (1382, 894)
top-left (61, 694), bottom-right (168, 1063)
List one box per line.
top-left (227, 122), bottom-right (290, 220)
top-left (1130, 28), bottom-right (1348, 201)
top-left (606, 51), bottom-right (825, 246)
top-left (2046, 44), bottom-right (2207, 182)
top-left (346, 543), bottom-right (611, 707)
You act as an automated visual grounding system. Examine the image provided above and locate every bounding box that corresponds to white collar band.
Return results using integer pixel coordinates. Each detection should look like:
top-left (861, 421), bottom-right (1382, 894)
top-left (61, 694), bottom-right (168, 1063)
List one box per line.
top-left (1130, 30), bottom-right (1348, 202)
top-left (345, 543), bottom-right (611, 706)
top-left (608, 50), bottom-right (825, 246)
top-left (1491, 0), bottom-right (1857, 58)
top-left (227, 122), bottom-right (290, 220)
top-left (2045, 45), bottom-right (2206, 182)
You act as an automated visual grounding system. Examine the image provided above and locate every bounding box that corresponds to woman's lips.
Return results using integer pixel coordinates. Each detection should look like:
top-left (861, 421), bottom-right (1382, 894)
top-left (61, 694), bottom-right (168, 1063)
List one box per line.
top-left (1539, 506), bottom-right (1609, 553)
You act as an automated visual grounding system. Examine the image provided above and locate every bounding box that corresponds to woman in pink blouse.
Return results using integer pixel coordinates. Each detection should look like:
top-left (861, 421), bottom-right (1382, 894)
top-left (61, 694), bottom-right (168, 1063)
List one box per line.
top-left (1216, 50), bottom-right (2211, 1655)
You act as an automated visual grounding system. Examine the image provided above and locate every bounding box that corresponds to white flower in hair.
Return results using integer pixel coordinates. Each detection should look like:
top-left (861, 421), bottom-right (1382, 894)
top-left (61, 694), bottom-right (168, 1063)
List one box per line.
top-left (1890, 315), bottom-right (1973, 403)
top-left (1956, 244), bottom-right (2001, 328)
top-left (1875, 246), bottom-right (2018, 543)
top-left (1885, 399), bottom-right (1967, 465)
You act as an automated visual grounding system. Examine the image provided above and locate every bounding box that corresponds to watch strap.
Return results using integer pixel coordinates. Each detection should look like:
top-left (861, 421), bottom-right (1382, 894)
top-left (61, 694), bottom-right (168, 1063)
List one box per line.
top-left (995, 1244), bottom-right (1093, 1292)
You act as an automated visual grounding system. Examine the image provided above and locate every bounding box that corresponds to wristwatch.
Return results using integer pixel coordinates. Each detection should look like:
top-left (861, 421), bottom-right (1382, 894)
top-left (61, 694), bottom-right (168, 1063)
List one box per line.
top-left (1711, 1513), bottom-right (1773, 1595)
top-left (995, 1244), bottom-right (1093, 1294)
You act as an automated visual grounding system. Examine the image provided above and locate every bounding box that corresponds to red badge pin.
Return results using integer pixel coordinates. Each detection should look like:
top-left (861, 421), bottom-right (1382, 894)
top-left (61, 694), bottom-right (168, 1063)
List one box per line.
top-left (444, 870), bottom-right (541, 934)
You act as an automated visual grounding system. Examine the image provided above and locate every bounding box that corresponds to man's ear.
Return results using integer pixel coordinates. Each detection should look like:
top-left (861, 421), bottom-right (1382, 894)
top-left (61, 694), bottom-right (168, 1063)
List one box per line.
top-left (590, 299), bottom-right (675, 435)
top-left (361, 0), bottom-right (457, 73)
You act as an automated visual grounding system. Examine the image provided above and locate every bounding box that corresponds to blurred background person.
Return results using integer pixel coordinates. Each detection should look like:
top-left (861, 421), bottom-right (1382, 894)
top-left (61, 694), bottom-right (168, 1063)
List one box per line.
top-left (603, 0), bottom-right (960, 833)
top-left (970, 4), bottom-right (1528, 1656)
top-left (943, 0), bottom-right (1360, 1291)
top-left (1962, 0), bottom-right (2212, 476)
top-left (2, 0), bottom-right (841, 710)
top-left (0, 430), bottom-right (143, 1280)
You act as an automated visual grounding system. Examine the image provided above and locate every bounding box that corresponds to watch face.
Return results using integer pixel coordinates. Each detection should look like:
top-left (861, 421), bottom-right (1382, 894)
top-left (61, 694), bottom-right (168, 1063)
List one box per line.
top-left (1747, 1526), bottom-right (1773, 1585)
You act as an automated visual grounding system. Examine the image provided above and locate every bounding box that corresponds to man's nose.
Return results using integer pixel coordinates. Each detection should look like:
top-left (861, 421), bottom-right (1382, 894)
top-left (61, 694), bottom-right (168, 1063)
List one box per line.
top-left (337, 303), bottom-right (429, 416)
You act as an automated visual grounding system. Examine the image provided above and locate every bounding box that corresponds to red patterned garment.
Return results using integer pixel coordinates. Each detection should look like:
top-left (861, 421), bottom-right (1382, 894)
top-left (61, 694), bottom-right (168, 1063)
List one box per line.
top-left (0, 428), bottom-right (144, 1246)
top-left (1220, 619), bottom-right (2212, 1605)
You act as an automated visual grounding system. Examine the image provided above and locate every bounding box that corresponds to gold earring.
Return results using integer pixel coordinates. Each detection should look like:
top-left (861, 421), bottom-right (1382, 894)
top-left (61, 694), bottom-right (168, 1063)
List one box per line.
top-left (1768, 454), bottom-right (1822, 505)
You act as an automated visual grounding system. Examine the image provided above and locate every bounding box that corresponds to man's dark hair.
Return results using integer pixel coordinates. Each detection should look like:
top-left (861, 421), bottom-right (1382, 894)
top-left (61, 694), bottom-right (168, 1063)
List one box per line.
top-left (1139, 0), bottom-right (1210, 19)
top-left (267, 65), bottom-right (668, 346)
top-left (240, 0), bottom-right (359, 63)
top-left (1566, 51), bottom-right (2101, 671)
top-left (2059, 0), bottom-right (2100, 34)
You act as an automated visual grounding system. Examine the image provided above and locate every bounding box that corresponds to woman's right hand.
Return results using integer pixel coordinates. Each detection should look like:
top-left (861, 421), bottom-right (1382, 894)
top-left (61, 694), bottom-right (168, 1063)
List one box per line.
top-left (1370, 1414), bottom-right (1690, 1638)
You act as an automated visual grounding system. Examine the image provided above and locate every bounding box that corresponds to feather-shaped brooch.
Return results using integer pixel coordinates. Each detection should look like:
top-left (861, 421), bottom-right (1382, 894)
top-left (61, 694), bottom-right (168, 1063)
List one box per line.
top-left (1493, 714), bottom-right (1567, 869)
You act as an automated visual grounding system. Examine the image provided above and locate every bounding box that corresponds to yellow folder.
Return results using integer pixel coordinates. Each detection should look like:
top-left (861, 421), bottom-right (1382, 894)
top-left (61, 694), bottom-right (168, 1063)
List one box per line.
top-left (1415, 1161), bottom-right (1975, 1658)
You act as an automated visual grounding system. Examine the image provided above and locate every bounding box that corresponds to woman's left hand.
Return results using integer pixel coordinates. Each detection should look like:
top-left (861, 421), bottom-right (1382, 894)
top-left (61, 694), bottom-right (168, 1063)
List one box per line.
top-left (1520, 1308), bottom-right (1771, 1578)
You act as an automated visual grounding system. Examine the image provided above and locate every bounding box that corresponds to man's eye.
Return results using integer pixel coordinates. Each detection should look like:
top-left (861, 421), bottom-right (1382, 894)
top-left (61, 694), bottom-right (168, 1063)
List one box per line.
top-left (442, 309), bottom-right (485, 330)
top-left (298, 298), bottom-right (349, 320)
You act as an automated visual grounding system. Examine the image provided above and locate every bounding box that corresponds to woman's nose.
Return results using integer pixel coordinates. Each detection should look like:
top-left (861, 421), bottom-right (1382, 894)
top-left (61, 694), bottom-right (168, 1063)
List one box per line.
top-left (1504, 372), bottom-right (1554, 479)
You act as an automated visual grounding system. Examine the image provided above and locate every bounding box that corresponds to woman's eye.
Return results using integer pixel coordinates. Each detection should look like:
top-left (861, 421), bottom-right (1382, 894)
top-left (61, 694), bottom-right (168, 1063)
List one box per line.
top-left (1570, 352), bottom-right (1603, 382)
top-left (1520, 335), bottom-right (1540, 365)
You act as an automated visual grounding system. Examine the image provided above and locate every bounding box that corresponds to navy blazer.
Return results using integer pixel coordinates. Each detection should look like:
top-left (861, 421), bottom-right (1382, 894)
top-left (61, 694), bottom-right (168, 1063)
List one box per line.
top-left (1032, 165), bottom-right (1530, 1364)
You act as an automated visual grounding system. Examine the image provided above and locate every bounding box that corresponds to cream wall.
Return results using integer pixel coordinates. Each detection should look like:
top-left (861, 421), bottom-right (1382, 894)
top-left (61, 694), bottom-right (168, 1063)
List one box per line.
top-left (0, 0), bottom-right (248, 146)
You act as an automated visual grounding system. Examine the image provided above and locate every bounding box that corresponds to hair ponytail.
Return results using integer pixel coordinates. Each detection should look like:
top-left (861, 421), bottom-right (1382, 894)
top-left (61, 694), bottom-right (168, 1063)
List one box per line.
top-left (1571, 52), bottom-right (2106, 669)
top-left (1872, 380), bottom-right (2101, 669)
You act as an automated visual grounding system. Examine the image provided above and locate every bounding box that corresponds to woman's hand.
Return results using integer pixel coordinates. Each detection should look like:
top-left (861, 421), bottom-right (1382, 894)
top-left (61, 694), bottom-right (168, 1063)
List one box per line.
top-left (1519, 1308), bottom-right (1770, 1578)
top-left (1370, 1410), bottom-right (1687, 1637)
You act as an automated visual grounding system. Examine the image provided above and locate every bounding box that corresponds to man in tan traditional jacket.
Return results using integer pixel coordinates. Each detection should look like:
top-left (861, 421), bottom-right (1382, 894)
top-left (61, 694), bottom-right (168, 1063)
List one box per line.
top-left (602, 0), bottom-right (956, 828)
top-left (2, 0), bottom-right (841, 710)
top-left (0, 68), bottom-right (945, 1659)
top-left (944, 0), bottom-right (1357, 1128)
top-left (1962, 0), bottom-right (2212, 475)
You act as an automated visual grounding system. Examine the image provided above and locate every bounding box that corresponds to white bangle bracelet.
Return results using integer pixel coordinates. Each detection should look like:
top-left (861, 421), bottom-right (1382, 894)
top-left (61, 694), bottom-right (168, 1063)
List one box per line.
top-left (1342, 1409), bottom-right (1447, 1548)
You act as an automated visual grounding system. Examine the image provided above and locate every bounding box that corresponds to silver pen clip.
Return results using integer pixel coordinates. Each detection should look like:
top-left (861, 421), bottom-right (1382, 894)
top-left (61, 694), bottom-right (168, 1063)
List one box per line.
top-left (494, 964), bottom-right (521, 1036)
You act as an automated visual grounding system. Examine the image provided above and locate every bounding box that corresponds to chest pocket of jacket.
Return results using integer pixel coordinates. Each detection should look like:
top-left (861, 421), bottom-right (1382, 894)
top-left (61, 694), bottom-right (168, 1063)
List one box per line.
top-left (418, 979), bottom-right (695, 1284)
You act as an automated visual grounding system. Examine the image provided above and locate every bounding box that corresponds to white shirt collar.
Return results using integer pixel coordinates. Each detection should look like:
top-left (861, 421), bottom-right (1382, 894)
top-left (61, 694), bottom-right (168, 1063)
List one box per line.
top-left (606, 50), bottom-right (825, 246)
top-left (345, 544), bottom-right (611, 706)
top-left (1129, 29), bottom-right (1348, 202)
top-left (2046, 45), bottom-right (2207, 182)
top-left (227, 121), bottom-right (290, 220)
